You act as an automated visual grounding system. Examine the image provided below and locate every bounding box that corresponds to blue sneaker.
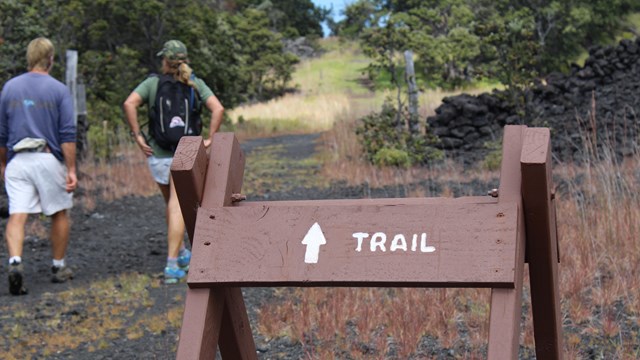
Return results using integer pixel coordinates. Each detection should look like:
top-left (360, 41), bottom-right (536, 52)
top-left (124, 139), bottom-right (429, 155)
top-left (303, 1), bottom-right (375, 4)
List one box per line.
top-left (164, 266), bottom-right (186, 284)
top-left (178, 248), bottom-right (191, 271)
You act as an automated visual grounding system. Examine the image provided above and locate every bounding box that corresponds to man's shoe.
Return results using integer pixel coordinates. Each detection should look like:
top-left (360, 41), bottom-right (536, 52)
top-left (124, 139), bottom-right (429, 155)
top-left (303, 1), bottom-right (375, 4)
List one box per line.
top-left (8, 262), bottom-right (28, 295)
top-left (51, 265), bottom-right (73, 283)
top-left (164, 266), bottom-right (186, 284)
top-left (177, 248), bottom-right (191, 271)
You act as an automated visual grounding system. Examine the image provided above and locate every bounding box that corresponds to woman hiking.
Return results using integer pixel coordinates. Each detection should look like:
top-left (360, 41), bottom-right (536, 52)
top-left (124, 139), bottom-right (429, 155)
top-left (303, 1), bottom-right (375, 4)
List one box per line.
top-left (123, 40), bottom-right (224, 284)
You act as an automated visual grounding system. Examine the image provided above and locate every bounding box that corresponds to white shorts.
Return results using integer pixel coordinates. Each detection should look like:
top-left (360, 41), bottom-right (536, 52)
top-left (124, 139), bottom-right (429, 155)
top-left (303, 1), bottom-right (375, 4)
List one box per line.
top-left (147, 156), bottom-right (173, 185)
top-left (5, 153), bottom-right (73, 216)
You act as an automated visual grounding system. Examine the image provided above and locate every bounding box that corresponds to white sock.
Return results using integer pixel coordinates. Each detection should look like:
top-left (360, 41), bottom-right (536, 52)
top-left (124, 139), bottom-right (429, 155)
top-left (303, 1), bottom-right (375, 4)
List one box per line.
top-left (53, 259), bottom-right (65, 268)
top-left (9, 256), bottom-right (21, 265)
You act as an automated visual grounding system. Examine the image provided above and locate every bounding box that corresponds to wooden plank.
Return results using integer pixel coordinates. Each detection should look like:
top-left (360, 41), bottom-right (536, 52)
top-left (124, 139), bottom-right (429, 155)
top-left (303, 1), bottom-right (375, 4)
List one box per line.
top-left (176, 133), bottom-right (256, 360)
top-left (488, 125), bottom-right (526, 359)
top-left (218, 287), bottom-right (257, 359)
top-left (199, 133), bottom-right (256, 359)
top-left (176, 288), bottom-right (225, 359)
top-left (172, 136), bottom-right (223, 359)
top-left (189, 201), bottom-right (518, 287)
top-left (235, 195), bottom-right (498, 208)
top-left (171, 136), bottom-right (208, 243)
top-left (521, 127), bottom-right (563, 360)
top-left (203, 133), bottom-right (245, 207)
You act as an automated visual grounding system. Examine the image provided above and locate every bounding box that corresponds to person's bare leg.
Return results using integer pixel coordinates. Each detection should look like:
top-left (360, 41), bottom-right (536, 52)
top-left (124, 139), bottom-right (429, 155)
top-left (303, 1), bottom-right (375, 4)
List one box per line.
top-left (6, 213), bottom-right (28, 258)
top-left (166, 179), bottom-right (185, 259)
top-left (6, 213), bottom-right (29, 294)
top-left (50, 210), bottom-right (70, 260)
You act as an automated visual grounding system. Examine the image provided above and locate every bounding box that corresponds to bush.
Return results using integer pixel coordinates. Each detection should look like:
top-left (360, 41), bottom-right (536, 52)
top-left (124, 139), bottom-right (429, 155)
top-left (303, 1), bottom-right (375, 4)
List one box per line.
top-left (373, 147), bottom-right (411, 167)
top-left (356, 98), bottom-right (442, 167)
top-left (482, 140), bottom-right (502, 171)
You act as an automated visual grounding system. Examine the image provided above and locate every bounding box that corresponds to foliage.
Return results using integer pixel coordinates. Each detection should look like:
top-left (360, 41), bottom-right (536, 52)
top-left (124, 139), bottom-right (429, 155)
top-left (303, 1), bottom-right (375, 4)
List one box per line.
top-left (230, 8), bottom-right (299, 101)
top-left (229, 0), bottom-right (330, 38)
top-left (335, 0), bottom-right (639, 90)
top-left (328, 0), bottom-right (379, 39)
top-left (0, 0), bottom-right (326, 159)
top-left (372, 147), bottom-right (411, 167)
top-left (482, 140), bottom-right (503, 171)
top-left (356, 99), bottom-right (442, 167)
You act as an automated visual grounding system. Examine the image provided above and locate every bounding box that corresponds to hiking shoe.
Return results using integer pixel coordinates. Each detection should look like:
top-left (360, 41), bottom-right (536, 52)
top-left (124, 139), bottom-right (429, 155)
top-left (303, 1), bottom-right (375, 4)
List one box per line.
top-left (164, 266), bottom-right (186, 284)
top-left (51, 265), bottom-right (74, 283)
top-left (177, 248), bottom-right (191, 271)
top-left (8, 262), bottom-right (28, 295)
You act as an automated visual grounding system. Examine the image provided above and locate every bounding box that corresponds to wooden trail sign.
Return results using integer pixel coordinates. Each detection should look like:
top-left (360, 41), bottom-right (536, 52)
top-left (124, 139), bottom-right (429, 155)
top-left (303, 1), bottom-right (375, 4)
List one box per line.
top-left (171, 125), bottom-right (562, 360)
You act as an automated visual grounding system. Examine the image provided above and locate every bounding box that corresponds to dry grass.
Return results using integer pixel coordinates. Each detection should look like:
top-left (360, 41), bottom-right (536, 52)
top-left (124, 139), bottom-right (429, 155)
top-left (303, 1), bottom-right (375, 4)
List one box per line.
top-left (255, 152), bottom-right (640, 357)
top-left (76, 143), bottom-right (158, 210)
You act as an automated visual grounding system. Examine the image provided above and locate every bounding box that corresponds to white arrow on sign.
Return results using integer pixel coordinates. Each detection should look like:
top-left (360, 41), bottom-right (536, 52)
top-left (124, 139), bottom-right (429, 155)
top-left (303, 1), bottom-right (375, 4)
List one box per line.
top-left (301, 222), bottom-right (327, 264)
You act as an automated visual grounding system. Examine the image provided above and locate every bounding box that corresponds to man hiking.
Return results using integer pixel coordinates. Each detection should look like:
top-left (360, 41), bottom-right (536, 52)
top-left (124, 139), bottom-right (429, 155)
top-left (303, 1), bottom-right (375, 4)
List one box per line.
top-left (0, 37), bottom-right (78, 295)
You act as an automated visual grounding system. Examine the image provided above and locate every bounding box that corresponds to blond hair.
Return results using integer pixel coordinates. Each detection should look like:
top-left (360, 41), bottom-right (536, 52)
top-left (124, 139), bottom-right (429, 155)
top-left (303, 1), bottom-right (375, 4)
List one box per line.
top-left (27, 37), bottom-right (54, 71)
top-left (165, 59), bottom-right (197, 89)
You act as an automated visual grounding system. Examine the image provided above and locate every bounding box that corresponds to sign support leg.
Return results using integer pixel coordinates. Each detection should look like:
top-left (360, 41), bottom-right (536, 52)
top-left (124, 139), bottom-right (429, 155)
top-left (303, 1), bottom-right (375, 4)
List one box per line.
top-left (521, 128), bottom-right (563, 359)
top-left (173, 134), bottom-right (256, 359)
top-left (488, 125), bottom-right (527, 359)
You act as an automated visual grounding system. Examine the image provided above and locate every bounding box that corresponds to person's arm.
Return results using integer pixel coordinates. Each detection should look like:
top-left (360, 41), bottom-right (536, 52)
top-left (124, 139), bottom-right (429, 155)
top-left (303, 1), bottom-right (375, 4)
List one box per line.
top-left (61, 142), bottom-right (77, 193)
top-left (203, 94), bottom-right (224, 148)
top-left (0, 90), bottom-right (8, 179)
top-left (0, 147), bottom-right (6, 181)
top-left (123, 92), bottom-right (153, 157)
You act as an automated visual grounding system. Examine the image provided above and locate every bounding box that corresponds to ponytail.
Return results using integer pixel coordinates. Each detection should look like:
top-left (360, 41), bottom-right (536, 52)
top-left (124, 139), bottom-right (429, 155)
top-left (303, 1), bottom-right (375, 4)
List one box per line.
top-left (166, 59), bottom-right (197, 89)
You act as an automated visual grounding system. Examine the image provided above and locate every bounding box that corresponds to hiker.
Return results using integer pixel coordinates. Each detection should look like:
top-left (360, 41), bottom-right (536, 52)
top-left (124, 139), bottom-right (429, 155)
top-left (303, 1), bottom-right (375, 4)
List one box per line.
top-left (0, 37), bottom-right (78, 295)
top-left (123, 40), bottom-right (224, 284)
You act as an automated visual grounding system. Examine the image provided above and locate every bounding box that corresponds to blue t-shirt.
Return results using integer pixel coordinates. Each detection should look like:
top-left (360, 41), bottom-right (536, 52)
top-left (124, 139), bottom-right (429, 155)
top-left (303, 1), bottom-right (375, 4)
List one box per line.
top-left (0, 72), bottom-right (76, 162)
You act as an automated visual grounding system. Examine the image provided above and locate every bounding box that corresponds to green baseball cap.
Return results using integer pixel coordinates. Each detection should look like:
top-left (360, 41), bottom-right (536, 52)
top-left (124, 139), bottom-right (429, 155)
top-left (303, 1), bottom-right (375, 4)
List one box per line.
top-left (157, 40), bottom-right (188, 61)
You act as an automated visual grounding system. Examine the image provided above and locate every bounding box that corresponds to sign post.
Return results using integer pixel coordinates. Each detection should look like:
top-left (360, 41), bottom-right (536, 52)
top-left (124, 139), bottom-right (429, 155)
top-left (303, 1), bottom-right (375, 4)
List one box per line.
top-left (171, 125), bottom-right (562, 359)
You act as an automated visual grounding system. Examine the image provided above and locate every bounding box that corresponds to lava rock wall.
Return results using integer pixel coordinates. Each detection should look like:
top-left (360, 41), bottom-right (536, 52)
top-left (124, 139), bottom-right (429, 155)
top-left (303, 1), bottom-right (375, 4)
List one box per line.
top-left (427, 38), bottom-right (640, 165)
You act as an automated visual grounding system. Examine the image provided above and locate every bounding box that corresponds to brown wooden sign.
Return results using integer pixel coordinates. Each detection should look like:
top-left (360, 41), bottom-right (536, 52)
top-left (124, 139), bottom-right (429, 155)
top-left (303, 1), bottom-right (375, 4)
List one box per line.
top-left (171, 126), bottom-right (563, 360)
top-left (189, 201), bottom-right (518, 287)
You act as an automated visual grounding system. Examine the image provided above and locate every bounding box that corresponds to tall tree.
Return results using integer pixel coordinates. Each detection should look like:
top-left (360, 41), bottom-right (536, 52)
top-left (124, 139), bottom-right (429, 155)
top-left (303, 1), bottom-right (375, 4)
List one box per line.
top-left (228, 0), bottom-right (329, 37)
top-left (339, 0), bottom-right (639, 89)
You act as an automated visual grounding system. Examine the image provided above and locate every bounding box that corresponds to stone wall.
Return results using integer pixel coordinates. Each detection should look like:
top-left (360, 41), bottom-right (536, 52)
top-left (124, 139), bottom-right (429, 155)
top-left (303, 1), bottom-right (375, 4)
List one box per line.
top-left (427, 38), bottom-right (640, 165)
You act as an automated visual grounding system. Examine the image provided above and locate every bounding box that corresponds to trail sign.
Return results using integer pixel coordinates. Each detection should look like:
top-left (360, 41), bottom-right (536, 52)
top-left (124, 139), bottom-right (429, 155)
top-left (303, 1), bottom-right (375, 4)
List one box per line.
top-left (171, 126), bottom-right (562, 360)
top-left (187, 201), bottom-right (518, 288)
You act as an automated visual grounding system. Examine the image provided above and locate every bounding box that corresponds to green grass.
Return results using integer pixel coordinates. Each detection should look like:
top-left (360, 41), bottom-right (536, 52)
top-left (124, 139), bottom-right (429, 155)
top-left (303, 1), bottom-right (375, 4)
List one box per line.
top-left (293, 39), bottom-right (372, 96)
top-left (242, 143), bottom-right (326, 195)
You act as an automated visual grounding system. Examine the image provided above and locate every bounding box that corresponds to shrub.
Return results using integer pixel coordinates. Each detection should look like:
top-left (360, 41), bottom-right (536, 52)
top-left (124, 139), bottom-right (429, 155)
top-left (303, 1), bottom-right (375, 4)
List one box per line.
top-left (356, 98), bottom-right (442, 167)
top-left (373, 147), bottom-right (411, 167)
top-left (482, 140), bottom-right (503, 171)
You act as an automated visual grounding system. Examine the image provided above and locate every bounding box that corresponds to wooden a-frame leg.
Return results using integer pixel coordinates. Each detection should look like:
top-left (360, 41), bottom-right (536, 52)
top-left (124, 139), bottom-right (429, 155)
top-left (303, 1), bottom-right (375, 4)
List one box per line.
top-left (173, 134), bottom-right (257, 359)
top-left (218, 288), bottom-right (257, 359)
top-left (488, 126), bottom-right (527, 359)
top-left (521, 128), bottom-right (563, 359)
top-left (176, 288), bottom-right (225, 359)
